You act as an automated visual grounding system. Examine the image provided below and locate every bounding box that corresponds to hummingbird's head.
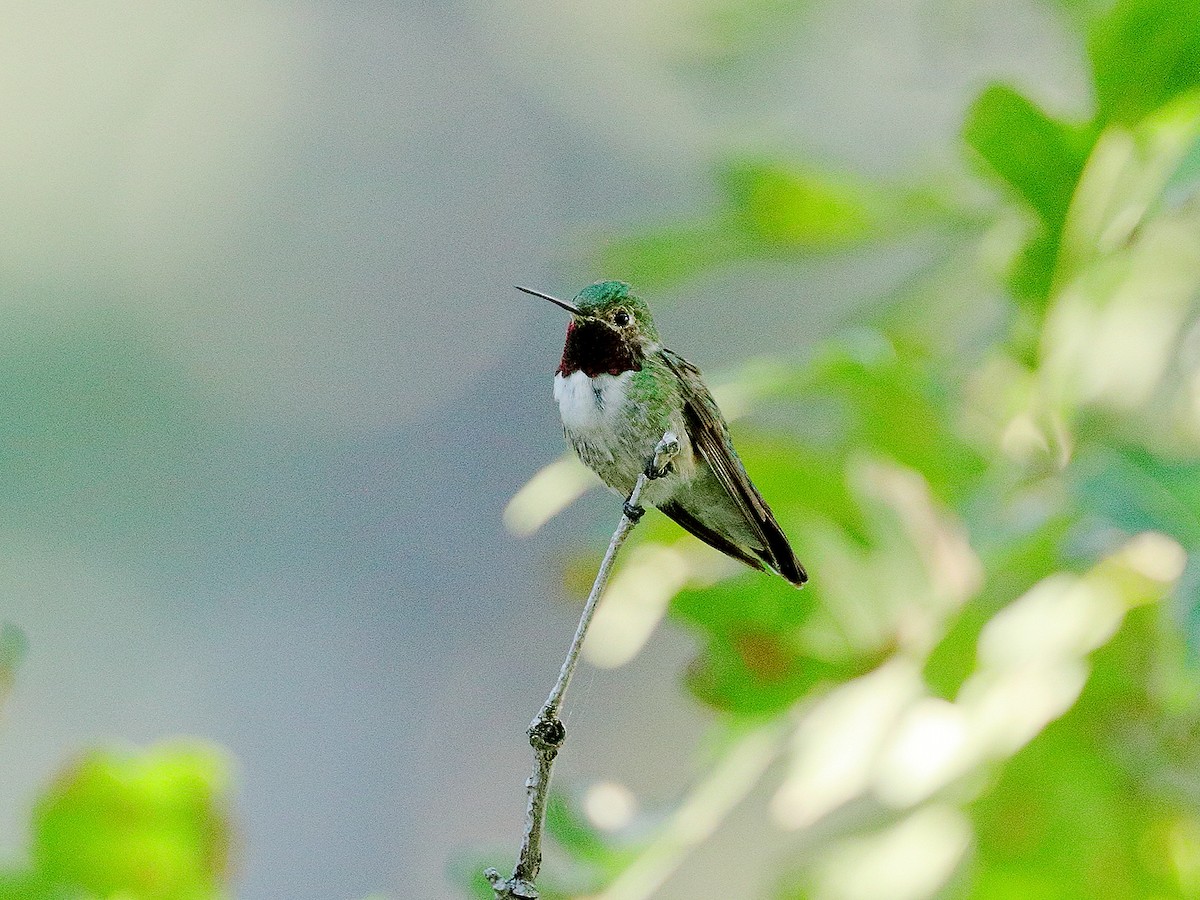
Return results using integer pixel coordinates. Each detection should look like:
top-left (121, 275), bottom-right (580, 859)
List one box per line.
top-left (570, 280), bottom-right (658, 341)
top-left (517, 281), bottom-right (661, 378)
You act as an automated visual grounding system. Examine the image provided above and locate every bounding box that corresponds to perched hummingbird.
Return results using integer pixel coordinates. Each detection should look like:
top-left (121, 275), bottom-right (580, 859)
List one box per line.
top-left (519, 280), bottom-right (807, 587)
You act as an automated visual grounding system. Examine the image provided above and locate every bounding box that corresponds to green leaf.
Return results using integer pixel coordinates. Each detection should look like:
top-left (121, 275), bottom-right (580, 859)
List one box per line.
top-left (1006, 228), bottom-right (1062, 309)
top-left (1088, 0), bottom-right (1200, 127)
top-left (719, 160), bottom-right (881, 248)
top-left (544, 790), bottom-right (622, 869)
top-left (596, 159), bottom-right (929, 288)
top-left (924, 514), bottom-right (1074, 699)
top-left (969, 606), bottom-right (1200, 898)
top-left (964, 83), bottom-right (1094, 232)
top-left (1166, 133), bottom-right (1200, 204)
top-left (675, 584), bottom-right (834, 717)
top-left (806, 338), bottom-right (987, 505)
top-left (0, 874), bottom-right (49, 900)
top-left (680, 0), bottom-right (817, 72)
top-left (1042, 0), bottom-right (1113, 26)
top-left (30, 742), bottom-right (231, 900)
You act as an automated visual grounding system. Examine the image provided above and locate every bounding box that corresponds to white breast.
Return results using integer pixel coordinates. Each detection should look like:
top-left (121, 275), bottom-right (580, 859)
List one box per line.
top-left (553, 370), bottom-right (632, 432)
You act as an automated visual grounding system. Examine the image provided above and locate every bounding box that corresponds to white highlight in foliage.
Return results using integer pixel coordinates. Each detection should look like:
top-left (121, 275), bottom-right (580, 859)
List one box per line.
top-left (1121, 530), bottom-right (1188, 582)
top-left (874, 698), bottom-right (971, 808)
top-left (771, 661), bottom-right (923, 830)
top-left (813, 806), bottom-right (971, 900)
top-left (978, 574), bottom-right (1124, 668)
top-left (583, 544), bottom-right (689, 668)
top-left (584, 781), bottom-right (638, 832)
top-left (503, 454), bottom-right (595, 536)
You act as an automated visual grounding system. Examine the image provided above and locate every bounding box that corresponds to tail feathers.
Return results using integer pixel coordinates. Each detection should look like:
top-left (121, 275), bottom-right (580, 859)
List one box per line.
top-left (660, 501), bottom-right (807, 587)
top-left (659, 501), bottom-right (767, 573)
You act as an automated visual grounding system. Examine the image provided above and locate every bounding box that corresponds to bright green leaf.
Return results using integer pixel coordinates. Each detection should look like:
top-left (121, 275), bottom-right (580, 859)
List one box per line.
top-left (720, 160), bottom-right (879, 248)
top-left (672, 573), bottom-right (831, 716)
top-left (1088, 0), bottom-right (1200, 127)
top-left (31, 742), bottom-right (231, 900)
top-left (964, 83), bottom-right (1094, 232)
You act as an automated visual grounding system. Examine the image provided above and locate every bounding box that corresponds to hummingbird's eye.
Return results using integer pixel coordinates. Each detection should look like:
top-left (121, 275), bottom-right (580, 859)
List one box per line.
top-left (613, 309), bottom-right (631, 327)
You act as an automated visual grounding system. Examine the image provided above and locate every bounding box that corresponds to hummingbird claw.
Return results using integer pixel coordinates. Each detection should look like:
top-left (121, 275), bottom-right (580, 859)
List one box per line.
top-left (645, 459), bottom-right (673, 479)
top-left (623, 501), bottom-right (645, 522)
top-left (647, 431), bottom-right (680, 479)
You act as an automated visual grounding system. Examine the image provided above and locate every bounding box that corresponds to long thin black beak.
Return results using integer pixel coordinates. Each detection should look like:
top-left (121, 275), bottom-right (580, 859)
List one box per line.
top-left (515, 285), bottom-right (583, 316)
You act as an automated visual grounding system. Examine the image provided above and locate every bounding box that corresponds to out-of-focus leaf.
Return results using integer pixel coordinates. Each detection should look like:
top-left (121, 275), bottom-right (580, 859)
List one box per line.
top-left (804, 806), bottom-right (972, 900)
top-left (731, 438), bottom-right (868, 540)
top-left (806, 337), bottom-right (988, 505)
top-left (27, 742), bottom-right (231, 900)
top-left (925, 514), bottom-right (1075, 699)
top-left (544, 790), bottom-right (628, 871)
top-left (673, 573), bottom-right (831, 716)
top-left (598, 159), bottom-right (918, 288)
top-left (1007, 226), bottom-right (1062, 308)
top-left (969, 605), bottom-right (1200, 898)
top-left (1044, 0), bottom-right (1113, 26)
top-left (720, 161), bottom-right (881, 248)
top-left (679, 0), bottom-right (815, 72)
top-left (597, 225), bottom-right (746, 290)
top-left (1165, 134), bottom-right (1200, 204)
top-left (0, 874), bottom-right (50, 900)
top-left (964, 83), bottom-right (1093, 232)
top-left (1073, 448), bottom-right (1200, 547)
top-left (504, 454), bottom-right (596, 537)
top-left (964, 84), bottom-right (1096, 310)
top-left (1055, 93), bottom-right (1200, 281)
top-left (1039, 103), bottom-right (1200, 416)
top-left (671, 452), bottom-right (980, 717)
top-left (1088, 0), bottom-right (1200, 127)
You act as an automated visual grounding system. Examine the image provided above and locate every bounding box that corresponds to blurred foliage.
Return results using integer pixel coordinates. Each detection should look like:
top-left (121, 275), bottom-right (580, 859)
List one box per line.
top-left (599, 159), bottom-right (946, 289)
top-left (492, 0), bottom-right (1200, 897)
top-left (0, 744), bottom-right (232, 900)
top-left (675, 0), bottom-right (815, 72)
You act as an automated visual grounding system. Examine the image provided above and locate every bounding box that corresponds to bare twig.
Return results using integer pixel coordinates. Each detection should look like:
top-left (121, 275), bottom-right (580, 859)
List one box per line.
top-left (487, 432), bottom-right (680, 900)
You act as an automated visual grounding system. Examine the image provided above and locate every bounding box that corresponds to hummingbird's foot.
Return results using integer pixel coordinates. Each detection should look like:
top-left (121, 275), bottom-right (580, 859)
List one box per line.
top-left (646, 431), bottom-right (680, 480)
top-left (645, 459), bottom-right (673, 480)
top-left (623, 500), bottom-right (645, 522)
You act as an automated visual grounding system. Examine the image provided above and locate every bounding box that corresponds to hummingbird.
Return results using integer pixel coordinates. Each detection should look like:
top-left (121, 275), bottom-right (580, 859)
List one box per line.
top-left (519, 280), bottom-right (806, 587)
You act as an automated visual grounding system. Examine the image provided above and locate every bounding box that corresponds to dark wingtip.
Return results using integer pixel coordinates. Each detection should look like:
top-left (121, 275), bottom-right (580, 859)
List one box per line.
top-left (760, 518), bottom-right (807, 587)
top-left (782, 557), bottom-right (808, 588)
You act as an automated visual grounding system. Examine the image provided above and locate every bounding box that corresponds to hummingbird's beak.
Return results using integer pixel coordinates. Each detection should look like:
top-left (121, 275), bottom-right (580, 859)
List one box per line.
top-left (514, 285), bottom-right (584, 317)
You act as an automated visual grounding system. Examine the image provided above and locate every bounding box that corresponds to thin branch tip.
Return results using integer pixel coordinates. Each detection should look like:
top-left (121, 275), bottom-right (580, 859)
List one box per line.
top-left (489, 432), bottom-right (675, 899)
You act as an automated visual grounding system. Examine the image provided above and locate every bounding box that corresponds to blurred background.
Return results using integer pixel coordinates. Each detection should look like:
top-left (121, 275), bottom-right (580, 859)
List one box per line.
top-left (1, 1), bottom-right (1199, 898)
